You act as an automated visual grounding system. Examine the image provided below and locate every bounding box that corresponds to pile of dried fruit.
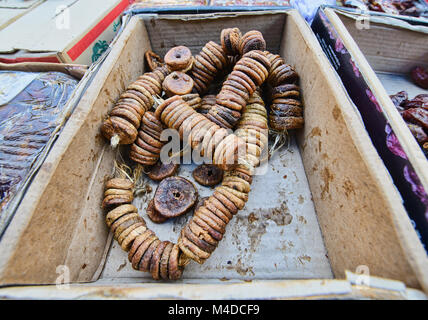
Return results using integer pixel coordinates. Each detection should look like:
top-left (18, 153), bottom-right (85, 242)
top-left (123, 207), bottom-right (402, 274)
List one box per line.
top-left (99, 27), bottom-right (304, 280)
top-left (340, 0), bottom-right (428, 17)
top-left (390, 91), bottom-right (428, 156)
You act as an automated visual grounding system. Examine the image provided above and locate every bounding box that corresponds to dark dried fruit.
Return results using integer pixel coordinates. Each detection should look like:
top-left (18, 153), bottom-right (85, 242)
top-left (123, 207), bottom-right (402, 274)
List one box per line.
top-left (146, 199), bottom-right (169, 224)
top-left (402, 94), bottom-right (428, 110)
top-left (402, 108), bottom-right (428, 130)
top-left (407, 124), bottom-right (428, 145)
top-left (154, 176), bottom-right (198, 217)
top-left (390, 90), bottom-right (428, 158)
top-left (412, 67), bottom-right (428, 90)
top-left (390, 90), bottom-right (408, 109)
top-left (192, 164), bottom-right (223, 187)
top-left (147, 162), bottom-right (180, 181)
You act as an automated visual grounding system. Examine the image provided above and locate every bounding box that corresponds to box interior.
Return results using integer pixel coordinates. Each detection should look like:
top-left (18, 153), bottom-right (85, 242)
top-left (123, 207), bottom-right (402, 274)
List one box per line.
top-left (335, 13), bottom-right (428, 100)
top-left (0, 11), bottom-right (425, 295)
top-left (100, 12), bottom-right (333, 282)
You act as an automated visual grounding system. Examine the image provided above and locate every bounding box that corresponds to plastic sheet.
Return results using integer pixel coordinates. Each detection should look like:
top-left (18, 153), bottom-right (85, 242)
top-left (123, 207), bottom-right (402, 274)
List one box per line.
top-left (290, 0), bottom-right (336, 23)
top-left (0, 71), bottom-right (78, 236)
top-left (339, 0), bottom-right (428, 18)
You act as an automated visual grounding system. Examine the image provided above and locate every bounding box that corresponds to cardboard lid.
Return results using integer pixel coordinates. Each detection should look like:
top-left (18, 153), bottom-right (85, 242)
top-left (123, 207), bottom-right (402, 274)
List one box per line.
top-left (0, 0), bottom-right (43, 9)
top-left (0, 0), bottom-right (123, 54)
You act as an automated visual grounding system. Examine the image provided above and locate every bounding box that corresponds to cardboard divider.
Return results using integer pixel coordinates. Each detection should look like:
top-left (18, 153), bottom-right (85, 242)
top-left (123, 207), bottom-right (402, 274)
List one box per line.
top-left (0, 10), bottom-right (427, 297)
top-left (311, 7), bottom-right (428, 293)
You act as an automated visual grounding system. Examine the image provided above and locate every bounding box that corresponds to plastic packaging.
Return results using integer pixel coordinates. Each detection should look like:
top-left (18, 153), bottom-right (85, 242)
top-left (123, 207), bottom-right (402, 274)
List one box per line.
top-left (0, 71), bottom-right (78, 235)
top-left (290, 0), bottom-right (337, 23)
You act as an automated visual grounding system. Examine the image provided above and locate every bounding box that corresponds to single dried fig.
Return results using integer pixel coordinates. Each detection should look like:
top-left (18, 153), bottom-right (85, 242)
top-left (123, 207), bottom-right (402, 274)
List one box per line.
top-left (192, 164), bottom-right (223, 187)
top-left (154, 176), bottom-right (198, 218)
top-left (164, 46), bottom-right (193, 72)
top-left (147, 162), bottom-right (180, 181)
top-left (163, 71), bottom-right (194, 97)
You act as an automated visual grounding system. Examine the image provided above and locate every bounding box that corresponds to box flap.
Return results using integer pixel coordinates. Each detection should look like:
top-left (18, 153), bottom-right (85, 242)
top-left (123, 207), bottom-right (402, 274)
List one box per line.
top-left (0, 0), bottom-right (123, 53)
top-left (0, 0), bottom-right (44, 30)
top-left (0, 0), bottom-right (43, 9)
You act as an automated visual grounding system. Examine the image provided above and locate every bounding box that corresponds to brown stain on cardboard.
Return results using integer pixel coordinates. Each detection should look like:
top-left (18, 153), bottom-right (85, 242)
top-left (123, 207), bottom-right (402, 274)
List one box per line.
top-left (247, 212), bottom-right (259, 224)
top-left (298, 255), bottom-right (312, 265)
top-left (298, 215), bottom-right (307, 224)
top-left (248, 202), bottom-right (293, 228)
top-left (309, 127), bottom-right (322, 138)
top-left (246, 217), bottom-right (267, 253)
top-left (332, 105), bottom-right (341, 121)
top-left (225, 257), bottom-right (254, 277)
top-left (342, 179), bottom-right (356, 198)
top-left (264, 202), bottom-right (293, 226)
top-left (117, 260), bottom-right (127, 272)
top-left (320, 167), bottom-right (334, 200)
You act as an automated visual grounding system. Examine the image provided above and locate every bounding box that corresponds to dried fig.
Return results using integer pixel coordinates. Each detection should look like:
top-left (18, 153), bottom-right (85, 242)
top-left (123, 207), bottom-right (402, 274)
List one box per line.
top-left (163, 71), bottom-right (194, 97)
top-left (192, 164), bottom-right (223, 187)
top-left (147, 162), bottom-right (180, 181)
top-left (154, 176), bottom-right (198, 217)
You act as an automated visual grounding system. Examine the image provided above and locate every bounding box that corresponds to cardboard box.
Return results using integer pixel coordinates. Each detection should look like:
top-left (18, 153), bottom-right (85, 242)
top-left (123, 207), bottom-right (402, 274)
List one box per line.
top-left (0, 0), bottom-right (45, 31)
top-left (0, 9), bottom-right (427, 299)
top-left (312, 7), bottom-right (428, 257)
top-left (0, 0), bottom-right (133, 65)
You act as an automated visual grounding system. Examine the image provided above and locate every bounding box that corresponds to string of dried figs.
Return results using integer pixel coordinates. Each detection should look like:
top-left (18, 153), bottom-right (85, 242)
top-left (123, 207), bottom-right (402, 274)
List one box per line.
top-left (181, 93), bottom-right (202, 110)
top-left (266, 52), bottom-right (304, 132)
top-left (206, 50), bottom-right (271, 129)
top-left (190, 41), bottom-right (229, 95)
top-left (103, 176), bottom-right (185, 280)
top-left (99, 27), bottom-right (303, 281)
top-left (177, 90), bottom-right (268, 264)
top-left (129, 111), bottom-right (165, 166)
top-left (101, 64), bottom-right (170, 146)
top-left (198, 94), bottom-right (216, 114)
top-left (155, 95), bottom-right (246, 170)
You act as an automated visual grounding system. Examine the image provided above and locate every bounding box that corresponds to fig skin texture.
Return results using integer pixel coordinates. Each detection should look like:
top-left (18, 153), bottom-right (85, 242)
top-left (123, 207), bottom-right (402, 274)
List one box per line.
top-left (154, 176), bottom-right (198, 218)
top-left (146, 199), bottom-right (169, 224)
top-left (192, 164), bottom-right (223, 187)
top-left (194, 196), bottom-right (209, 213)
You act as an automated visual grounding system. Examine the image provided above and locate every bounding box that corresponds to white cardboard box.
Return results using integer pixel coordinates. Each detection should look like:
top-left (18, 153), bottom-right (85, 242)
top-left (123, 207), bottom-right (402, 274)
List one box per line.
top-left (0, 0), bottom-right (133, 64)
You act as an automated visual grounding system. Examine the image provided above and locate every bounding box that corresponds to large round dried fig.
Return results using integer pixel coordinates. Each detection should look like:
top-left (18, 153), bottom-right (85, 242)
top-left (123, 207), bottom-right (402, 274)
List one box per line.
top-left (147, 162), bottom-right (180, 181)
top-left (163, 71), bottom-right (194, 97)
top-left (192, 164), bottom-right (223, 187)
top-left (164, 46), bottom-right (193, 72)
top-left (154, 177), bottom-right (198, 218)
top-left (146, 199), bottom-right (168, 224)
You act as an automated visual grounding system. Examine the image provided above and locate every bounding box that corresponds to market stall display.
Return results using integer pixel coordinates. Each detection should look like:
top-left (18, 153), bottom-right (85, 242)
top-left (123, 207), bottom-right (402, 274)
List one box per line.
top-left (1, 9), bottom-right (427, 299)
